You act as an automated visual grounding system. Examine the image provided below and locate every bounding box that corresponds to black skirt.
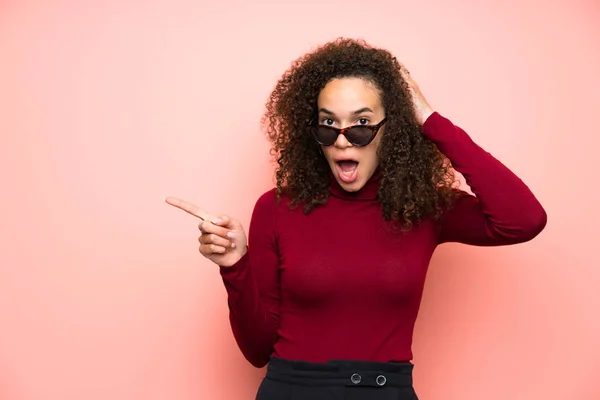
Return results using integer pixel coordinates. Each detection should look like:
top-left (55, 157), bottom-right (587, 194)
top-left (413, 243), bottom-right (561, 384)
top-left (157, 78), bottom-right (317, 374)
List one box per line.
top-left (255, 356), bottom-right (419, 400)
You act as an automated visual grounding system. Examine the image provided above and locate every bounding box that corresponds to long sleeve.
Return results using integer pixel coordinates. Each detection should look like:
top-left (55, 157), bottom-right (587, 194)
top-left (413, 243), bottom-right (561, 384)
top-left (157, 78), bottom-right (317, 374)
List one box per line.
top-left (422, 112), bottom-right (548, 245)
top-left (218, 190), bottom-right (280, 368)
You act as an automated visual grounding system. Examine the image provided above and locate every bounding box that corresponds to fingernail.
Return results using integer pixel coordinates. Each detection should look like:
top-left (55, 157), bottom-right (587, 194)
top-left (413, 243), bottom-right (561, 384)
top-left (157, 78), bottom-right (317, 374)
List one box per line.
top-left (211, 217), bottom-right (222, 224)
top-left (227, 231), bottom-right (236, 239)
top-left (231, 243), bottom-right (236, 249)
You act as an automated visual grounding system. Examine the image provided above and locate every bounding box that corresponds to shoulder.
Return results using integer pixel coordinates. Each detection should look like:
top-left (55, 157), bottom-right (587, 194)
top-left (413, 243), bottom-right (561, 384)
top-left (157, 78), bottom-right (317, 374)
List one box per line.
top-left (250, 188), bottom-right (297, 235)
top-left (256, 187), bottom-right (277, 204)
top-left (254, 187), bottom-right (295, 209)
top-left (252, 188), bottom-right (288, 219)
top-left (255, 188), bottom-right (280, 208)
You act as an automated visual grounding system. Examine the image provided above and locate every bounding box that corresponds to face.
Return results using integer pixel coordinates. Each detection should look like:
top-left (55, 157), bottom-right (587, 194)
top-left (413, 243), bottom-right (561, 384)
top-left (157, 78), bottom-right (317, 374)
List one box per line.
top-left (316, 77), bottom-right (385, 192)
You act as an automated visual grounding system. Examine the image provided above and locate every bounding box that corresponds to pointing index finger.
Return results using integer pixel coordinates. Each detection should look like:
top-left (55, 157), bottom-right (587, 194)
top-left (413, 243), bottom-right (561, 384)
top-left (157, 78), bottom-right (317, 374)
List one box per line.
top-left (165, 197), bottom-right (209, 220)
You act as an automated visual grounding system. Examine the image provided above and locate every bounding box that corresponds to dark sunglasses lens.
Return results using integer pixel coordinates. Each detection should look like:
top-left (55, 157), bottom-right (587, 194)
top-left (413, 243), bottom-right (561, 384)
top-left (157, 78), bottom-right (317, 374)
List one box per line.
top-left (346, 127), bottom-right (373, 146)
top-left (314, 126), bottom-right (338, 145)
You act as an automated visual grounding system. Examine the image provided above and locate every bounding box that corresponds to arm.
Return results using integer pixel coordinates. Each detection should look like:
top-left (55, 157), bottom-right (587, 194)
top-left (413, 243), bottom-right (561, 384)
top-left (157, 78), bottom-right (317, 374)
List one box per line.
top-left (422, 112), bottom-right (547, 245)
top-left (218, 190), bottom-right (280, 367)
top-left (397, 65), bottom-right (547, 245)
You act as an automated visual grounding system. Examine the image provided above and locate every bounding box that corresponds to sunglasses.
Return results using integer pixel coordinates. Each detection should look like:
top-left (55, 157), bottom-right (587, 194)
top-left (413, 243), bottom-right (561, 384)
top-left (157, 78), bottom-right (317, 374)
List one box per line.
top-left (311, 118), bottom-right (388, 147)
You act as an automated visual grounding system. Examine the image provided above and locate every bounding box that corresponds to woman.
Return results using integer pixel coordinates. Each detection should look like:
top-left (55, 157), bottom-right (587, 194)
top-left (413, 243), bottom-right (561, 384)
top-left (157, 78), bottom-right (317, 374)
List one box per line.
top-left (166, 38), bottom-right (547, 399)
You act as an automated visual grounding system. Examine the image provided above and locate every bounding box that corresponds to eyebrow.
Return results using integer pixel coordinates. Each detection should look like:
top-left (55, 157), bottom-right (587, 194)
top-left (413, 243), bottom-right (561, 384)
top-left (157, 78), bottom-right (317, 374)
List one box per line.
top-left (319, 107), bottom-right (374, 116)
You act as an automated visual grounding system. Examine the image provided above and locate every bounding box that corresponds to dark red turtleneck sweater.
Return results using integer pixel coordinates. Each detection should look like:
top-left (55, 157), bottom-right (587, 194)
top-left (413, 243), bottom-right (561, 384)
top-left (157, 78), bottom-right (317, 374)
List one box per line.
top-left (219, 112), bottom-right (547, 368)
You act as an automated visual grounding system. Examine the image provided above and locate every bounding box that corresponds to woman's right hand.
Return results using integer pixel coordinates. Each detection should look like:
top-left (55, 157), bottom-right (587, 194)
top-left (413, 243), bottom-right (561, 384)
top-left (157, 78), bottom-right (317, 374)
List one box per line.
top-left (165, 197), bottom-right (248, 267)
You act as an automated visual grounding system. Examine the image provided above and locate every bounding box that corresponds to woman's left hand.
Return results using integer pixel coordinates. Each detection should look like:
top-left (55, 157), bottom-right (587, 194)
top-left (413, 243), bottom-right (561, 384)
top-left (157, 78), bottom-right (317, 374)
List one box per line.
top-left (399, 65), bottom-right (435, 126)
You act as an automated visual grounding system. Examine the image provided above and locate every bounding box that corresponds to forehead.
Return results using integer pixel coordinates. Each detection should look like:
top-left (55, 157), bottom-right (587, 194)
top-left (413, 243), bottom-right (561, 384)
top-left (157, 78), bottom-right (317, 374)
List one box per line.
top-left (317, 77), bottom-right (382, 114)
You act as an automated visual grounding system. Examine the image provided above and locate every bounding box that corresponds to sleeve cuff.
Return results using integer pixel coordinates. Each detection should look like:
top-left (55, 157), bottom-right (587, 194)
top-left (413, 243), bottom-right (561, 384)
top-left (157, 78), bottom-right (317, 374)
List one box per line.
top-left (219, 249), bottom-right (250, 278)
top-left (421, 111), bottom-right (454, 141)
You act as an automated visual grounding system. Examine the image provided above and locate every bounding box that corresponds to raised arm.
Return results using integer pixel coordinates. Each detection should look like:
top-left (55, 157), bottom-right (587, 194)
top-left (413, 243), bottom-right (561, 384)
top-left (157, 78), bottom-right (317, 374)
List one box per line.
top-left (398, 65), bottom-right (546, 245)
top-left (422, 113), bottom-right (547, 245)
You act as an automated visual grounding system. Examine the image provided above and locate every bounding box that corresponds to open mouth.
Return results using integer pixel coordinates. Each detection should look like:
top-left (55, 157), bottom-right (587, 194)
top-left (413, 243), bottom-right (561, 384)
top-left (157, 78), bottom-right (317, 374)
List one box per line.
top-left (335, 159), bottom-right (359, 183)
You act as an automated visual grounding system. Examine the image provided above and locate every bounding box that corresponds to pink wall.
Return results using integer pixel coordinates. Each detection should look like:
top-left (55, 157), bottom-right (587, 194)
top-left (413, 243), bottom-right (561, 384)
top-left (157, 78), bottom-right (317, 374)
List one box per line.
top-left (1, 1), bottom-right (598, 399)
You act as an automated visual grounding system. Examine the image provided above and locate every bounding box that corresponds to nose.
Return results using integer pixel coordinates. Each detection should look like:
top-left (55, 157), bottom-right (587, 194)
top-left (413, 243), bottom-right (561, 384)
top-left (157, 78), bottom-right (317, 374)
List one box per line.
top-left (334, 131), bottom-right (353, 148)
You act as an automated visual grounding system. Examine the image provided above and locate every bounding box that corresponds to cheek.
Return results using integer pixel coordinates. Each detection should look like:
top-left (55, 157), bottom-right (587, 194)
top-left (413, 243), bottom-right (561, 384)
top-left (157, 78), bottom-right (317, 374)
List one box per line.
top-left (365, 137), bottom-right (382, 165)
top-left (322, 147), bottom-right (335, 161)
top-left (363, 148), bottom-right (379, 167)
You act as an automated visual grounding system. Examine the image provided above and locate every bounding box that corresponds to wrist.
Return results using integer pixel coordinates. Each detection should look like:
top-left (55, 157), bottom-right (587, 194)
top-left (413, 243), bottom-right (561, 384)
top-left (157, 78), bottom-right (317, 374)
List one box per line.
top-left (419, 106), bottom-right (435, 126)
top-left (218, 247), bottom-right (248, 269)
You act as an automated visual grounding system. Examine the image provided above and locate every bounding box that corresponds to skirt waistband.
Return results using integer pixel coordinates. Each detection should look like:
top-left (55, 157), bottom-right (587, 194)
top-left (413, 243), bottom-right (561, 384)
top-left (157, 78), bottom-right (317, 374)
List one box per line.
top-left (266, 356), bottom-right (414, 388)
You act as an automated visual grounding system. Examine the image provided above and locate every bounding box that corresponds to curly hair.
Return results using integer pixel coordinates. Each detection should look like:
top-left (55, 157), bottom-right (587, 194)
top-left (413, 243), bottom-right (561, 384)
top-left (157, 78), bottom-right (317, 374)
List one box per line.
top-left (262, 38), bottom-right (459, 229)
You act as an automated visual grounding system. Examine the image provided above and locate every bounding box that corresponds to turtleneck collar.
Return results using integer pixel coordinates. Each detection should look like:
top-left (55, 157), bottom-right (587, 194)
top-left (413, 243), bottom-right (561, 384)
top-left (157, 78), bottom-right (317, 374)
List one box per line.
top-left (328, 168), bottom-right (382, 201)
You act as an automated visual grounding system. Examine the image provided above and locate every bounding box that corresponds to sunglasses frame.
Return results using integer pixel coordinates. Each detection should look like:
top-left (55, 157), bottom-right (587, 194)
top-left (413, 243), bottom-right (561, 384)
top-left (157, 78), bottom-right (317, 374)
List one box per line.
top-left (310, 118), bottom-right (388, 147)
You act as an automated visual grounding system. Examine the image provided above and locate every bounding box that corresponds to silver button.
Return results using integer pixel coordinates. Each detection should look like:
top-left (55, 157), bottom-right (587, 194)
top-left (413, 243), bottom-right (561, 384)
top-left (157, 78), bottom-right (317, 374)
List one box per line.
top-left (376, 375), bottom-right (387, 386)
top-left (350, 373), bottom-right (362, 384)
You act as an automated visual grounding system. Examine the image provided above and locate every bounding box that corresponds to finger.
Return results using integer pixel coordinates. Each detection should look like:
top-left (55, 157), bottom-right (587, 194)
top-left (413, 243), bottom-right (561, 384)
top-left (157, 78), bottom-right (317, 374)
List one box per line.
top-left (200, 243), bottom-right (227, 255)
top-left (199, 219), bottom-right (236, 240)
top-left (398, 64), bottom-right (414, 84)
top-left (198, 214), bottom-right (231, 231)
top-left (210, 213), bottom-right (231, 226)
top-left (165, 197), bottom-right (209, 220)
top-left (199, 233), bottom-right (234, 249)
top-left (397, 61), bottom-right (408, 73)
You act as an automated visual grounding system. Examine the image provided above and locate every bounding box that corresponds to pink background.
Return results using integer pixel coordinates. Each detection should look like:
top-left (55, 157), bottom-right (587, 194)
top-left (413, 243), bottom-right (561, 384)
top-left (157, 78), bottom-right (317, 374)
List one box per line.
top-left (1, 0), bottom-right (599, 399)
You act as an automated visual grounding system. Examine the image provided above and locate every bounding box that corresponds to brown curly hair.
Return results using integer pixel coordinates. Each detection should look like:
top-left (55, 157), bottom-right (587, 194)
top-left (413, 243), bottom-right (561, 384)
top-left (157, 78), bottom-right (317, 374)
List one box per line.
top-left (262, 38), bottom-right (459, 229)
